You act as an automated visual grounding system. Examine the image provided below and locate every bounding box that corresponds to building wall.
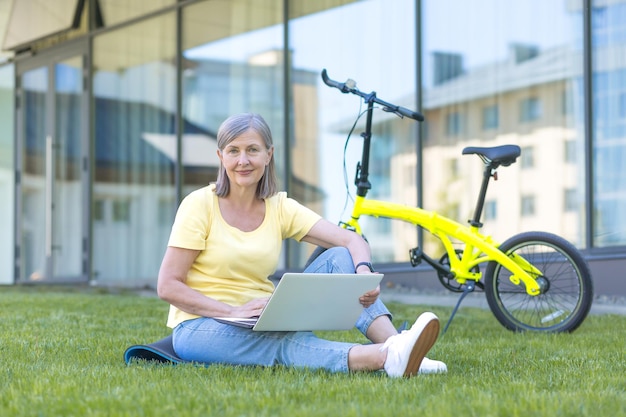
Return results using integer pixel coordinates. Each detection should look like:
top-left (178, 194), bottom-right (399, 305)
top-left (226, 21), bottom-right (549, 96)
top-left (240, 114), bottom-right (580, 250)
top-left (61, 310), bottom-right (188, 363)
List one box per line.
top-left (0, 0), bottom-right (625, 295)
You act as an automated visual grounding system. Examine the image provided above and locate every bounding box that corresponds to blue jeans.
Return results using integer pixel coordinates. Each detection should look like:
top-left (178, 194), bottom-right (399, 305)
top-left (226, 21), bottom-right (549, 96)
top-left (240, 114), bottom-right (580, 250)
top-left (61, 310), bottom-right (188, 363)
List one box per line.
top-left (172, 247), bottom-right (392, 373)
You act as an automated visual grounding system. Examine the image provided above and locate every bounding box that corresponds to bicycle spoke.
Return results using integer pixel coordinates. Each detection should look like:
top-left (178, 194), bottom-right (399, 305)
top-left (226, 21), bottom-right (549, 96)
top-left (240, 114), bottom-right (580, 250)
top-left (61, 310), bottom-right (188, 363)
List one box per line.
top-left (485, 232), bottom-right (592, 332)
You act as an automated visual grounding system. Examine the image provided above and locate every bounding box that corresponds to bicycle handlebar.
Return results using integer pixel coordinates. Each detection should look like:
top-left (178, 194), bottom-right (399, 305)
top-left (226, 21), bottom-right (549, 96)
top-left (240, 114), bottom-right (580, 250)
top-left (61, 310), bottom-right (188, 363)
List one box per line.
top-left (321, 69), bottom-right (424, 122)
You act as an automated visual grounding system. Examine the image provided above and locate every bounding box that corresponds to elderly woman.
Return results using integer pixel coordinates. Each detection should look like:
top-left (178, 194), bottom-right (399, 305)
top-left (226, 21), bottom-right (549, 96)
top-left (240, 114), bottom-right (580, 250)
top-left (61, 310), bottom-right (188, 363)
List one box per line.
top-left (157, 113), bottom-right (446, 377)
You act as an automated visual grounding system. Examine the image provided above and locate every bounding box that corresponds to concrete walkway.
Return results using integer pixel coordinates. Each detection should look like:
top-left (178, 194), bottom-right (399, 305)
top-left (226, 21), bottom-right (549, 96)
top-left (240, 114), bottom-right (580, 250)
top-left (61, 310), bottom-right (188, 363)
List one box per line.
top-left (380, 289), bottom-right (626, 316)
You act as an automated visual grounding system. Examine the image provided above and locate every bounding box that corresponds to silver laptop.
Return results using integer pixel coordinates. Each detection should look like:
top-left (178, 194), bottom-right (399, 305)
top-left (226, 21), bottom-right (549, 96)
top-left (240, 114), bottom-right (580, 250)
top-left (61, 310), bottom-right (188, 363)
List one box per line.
top-left (213, 272), bottom-right (383, 331)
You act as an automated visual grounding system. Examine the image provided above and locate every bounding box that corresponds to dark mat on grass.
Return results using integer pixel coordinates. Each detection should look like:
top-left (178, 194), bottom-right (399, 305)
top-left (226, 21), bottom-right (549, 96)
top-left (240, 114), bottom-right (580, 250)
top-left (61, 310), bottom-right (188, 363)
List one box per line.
top-left (124, 335), bottom-right (188, 365)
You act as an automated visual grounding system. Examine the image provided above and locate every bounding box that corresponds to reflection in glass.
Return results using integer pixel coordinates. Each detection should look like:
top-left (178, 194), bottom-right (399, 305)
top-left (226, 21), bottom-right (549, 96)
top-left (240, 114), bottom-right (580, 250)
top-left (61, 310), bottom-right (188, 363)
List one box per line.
top-left (181, 0), bottom-right (284, 195)
top-left (21, 67), bottom-right (47, 281)
top-left (591, 2), bottom-right (626, 247)
top-left (183, 0), bottom-right (314, 266)
top-left (0, 64), bottom-right (14, 283)
top-left (53, 57), bottom-right (84, 278)
top-left (92, 13), bottom-right (176, 285)
top-left (422, 0), bottom-right (585, 253)
top-left (289, 0), bottom-right (417, 263)
top-left (18, 56), bottom-right (85, 283)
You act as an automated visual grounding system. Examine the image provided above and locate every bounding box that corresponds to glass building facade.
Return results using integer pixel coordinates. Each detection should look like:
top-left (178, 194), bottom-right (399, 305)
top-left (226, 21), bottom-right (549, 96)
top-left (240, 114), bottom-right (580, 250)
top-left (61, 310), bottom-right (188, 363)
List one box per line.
top-left (0, 0), bottom-right (624, 294)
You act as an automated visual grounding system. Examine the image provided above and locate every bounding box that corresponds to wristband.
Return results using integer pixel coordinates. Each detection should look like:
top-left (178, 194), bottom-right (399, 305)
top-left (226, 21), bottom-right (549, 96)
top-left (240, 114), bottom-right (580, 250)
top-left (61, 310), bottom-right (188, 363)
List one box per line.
top-left (355, 261), bottom-right (375, 272)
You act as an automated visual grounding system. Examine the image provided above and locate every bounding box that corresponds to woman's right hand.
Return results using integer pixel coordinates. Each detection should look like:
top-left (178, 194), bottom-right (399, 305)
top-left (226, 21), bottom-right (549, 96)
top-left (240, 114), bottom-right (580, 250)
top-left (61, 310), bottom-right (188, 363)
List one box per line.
top-left (230, 297), bottom-right (270, 318)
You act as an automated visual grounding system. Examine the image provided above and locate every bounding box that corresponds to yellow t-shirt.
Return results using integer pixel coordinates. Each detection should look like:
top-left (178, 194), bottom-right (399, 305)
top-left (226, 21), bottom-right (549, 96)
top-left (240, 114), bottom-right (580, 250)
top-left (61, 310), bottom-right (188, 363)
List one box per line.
top-left (165, 184), bottom-right (321, 328)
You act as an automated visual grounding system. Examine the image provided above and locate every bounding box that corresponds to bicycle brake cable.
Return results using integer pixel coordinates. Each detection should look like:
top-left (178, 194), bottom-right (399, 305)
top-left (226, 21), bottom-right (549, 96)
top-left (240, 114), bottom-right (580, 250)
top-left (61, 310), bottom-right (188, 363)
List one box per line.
top-left (340, 104), bottom-right (369, 219)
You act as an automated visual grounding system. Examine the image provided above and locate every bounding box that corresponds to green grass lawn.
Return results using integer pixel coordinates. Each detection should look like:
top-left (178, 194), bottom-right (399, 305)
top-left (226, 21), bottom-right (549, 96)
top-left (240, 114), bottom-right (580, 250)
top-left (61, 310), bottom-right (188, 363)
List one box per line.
top-left (1, 286), bottom-right (624, 417)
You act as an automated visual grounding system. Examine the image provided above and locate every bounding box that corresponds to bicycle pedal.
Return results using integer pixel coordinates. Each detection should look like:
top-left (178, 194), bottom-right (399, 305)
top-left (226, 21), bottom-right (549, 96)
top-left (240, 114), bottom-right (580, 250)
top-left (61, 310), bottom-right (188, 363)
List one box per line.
top-left (409, 247), bottom-right (423, 266)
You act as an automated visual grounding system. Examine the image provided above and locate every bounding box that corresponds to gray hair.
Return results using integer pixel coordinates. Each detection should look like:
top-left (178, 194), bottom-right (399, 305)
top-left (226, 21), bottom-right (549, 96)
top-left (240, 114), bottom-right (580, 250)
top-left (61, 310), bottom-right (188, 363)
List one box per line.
top-left (215, 113), bottom-right (278, 198)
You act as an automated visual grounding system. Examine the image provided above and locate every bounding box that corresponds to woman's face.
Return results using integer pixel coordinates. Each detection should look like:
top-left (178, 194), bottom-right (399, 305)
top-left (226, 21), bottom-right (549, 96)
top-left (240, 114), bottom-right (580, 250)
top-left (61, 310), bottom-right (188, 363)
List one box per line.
top-left (218, 129), bottom-right (273, 192)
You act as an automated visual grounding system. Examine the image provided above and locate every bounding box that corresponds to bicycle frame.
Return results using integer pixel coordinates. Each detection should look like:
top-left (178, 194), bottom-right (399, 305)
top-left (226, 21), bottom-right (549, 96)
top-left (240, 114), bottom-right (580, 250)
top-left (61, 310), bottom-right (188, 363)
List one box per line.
top-left (320, 69), bottom-right (543, 297)
top-left (343, 195), bottom-right (542, 296)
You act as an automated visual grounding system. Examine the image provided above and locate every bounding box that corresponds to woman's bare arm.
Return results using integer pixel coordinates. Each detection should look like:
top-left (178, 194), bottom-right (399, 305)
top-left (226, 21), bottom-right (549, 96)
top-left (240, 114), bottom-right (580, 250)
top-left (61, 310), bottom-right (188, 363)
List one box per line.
top-left (157, 246), bottom-right (267, 318)
top-left (301, 219), bottom-right (380, 307)
top-left (301, 219), bottom-right (372, 270)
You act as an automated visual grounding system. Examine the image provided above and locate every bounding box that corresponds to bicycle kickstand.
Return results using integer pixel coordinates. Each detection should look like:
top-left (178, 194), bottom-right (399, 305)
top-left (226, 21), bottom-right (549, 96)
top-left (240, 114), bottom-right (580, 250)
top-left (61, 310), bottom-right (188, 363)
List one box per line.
top-left (442, 280), bottom-right (476, 335)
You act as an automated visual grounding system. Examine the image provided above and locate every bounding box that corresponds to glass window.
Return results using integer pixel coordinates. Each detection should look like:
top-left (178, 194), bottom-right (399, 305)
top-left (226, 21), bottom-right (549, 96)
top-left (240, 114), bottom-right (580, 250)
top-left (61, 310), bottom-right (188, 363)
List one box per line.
top-left (620, 92), bottom-right (626, 118)
top-left (564, 139), bottom-right (577, 163)
top-left (521, 195), bottom-right (536, 217)
top-left (562, 89), bottom-right (574, 116)
top-left (482, 104), bottom-right (499, 130)
top-left (0, 64), bottom-right (14, 284)
top-left (92, 12), bottom-right (177, 285)
top-left (158, 198), bottom-right (176, 224)
top-left (520, 97), bottom-right (542, 122)
top-left (422, 0), bottom-right (585, 248)
top-left (520, 146), bottom-right (534, 169)
top-left (94, 199), bottom-right (105, 221)
top-left (289, 0), bottom-right (417, 263)
top-left (181, 0), bottom-right (284, 197)
top-left (112, 200), bottom-right (131, 222)
top-left (446, 112), bottom-right (463, 136)
top-left (53, 56), bottom-right (85, 280)
top-left (592, 2), bottom-right (626, 247)
top-left (484, 200), bottom-right (497, 221)
top-left (182, 1), bottom-right (296, 263)
top-left (564, 188), bottom-right (578, 212)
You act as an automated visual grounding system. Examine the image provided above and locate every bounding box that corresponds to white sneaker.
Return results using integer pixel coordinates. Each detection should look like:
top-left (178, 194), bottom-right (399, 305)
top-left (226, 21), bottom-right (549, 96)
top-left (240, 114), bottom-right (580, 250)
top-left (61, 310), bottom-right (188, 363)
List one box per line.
top-left (419, 357), bottom-right (447, 374)
top-left (381, 312), bottom-right (440, 378)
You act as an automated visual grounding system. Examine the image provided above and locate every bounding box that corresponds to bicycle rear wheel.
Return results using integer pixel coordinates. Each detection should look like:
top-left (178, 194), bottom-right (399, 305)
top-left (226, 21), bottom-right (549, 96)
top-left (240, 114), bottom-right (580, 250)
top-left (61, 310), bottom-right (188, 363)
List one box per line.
top-left (484, 231), bottom-right (593, 333)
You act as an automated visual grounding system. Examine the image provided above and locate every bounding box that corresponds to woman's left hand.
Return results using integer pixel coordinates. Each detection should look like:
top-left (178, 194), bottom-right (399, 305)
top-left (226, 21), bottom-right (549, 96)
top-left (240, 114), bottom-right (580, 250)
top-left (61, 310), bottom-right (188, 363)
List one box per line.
top-left (359, 284), bottom-right (380, 308)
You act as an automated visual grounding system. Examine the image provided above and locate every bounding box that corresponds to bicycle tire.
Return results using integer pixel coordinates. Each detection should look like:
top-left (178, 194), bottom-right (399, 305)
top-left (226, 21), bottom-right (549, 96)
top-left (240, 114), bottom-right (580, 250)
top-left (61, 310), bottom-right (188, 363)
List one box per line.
top-left (484, 231), bottom-right (593, 333)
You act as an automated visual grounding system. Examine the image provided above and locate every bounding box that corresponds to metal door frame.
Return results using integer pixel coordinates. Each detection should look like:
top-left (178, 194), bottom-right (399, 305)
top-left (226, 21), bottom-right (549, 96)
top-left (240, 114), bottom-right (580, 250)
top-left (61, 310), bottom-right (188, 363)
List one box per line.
top-left (14, 39), bottom-right (90, 283)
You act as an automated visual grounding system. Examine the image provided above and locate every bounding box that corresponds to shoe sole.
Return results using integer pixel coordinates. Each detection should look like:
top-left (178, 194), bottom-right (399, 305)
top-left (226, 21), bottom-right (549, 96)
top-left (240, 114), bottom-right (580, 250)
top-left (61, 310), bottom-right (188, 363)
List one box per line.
top-left (403, 317), bottom-right (440, 378)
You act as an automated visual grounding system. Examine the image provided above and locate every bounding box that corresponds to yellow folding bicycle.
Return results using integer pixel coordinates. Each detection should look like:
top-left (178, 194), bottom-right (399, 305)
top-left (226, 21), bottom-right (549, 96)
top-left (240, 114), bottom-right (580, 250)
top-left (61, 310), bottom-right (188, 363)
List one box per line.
top-left (310, 69), bottom-right (594, 333)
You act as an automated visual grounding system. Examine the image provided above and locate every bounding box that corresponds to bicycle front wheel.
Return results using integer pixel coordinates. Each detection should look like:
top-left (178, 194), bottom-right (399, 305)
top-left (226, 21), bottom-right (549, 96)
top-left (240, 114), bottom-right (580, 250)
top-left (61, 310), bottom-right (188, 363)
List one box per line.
top-left (484, 231), bottom-right (593, 333)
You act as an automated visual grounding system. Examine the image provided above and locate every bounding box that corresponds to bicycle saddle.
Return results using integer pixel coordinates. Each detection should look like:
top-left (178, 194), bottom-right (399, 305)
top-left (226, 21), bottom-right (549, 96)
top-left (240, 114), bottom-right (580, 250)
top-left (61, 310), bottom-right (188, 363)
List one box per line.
top-left (462, 145), bottom-right (521, 167)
